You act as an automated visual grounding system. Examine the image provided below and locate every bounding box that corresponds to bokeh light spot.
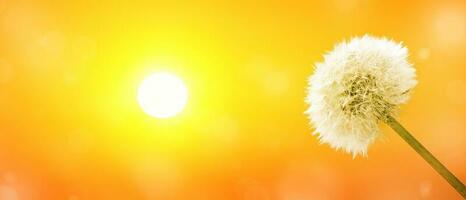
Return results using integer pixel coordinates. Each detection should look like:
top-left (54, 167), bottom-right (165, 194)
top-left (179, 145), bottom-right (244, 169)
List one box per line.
top-left (0, 185), bottom-right (18, 200)
top-left (417, 48), bottom-right (431, 61)
top-left (432, 7), bottom-right (466, 48)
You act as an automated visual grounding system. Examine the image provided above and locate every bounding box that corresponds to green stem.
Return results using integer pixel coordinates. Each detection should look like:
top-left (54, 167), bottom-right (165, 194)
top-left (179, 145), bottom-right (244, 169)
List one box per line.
top-left (385, 115), bottom-right (466, 198)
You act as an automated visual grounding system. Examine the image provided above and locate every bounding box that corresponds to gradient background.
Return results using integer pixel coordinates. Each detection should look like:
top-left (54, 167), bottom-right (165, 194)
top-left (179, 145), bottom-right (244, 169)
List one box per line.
top-left (0, 0), bottom-right (465, 199)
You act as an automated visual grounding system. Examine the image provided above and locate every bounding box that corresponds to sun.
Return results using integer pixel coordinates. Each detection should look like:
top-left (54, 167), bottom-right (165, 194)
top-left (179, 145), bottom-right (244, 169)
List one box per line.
top-left (137, 72), bottom-right (188, 118)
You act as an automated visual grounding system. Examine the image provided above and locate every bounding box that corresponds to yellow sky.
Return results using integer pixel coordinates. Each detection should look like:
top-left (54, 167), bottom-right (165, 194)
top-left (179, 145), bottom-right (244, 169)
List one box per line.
top-left (0, 0), bottom-right (465, 199)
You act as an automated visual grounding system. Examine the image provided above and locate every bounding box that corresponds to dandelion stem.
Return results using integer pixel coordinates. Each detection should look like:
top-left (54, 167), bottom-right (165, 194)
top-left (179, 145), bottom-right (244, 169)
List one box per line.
top-left (385, 115), bottom-right (466, 198)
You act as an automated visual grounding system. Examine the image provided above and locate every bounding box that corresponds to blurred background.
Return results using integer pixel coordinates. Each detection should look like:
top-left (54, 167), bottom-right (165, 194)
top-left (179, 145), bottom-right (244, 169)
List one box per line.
top-left (0, 0), bottom-right (465, 199)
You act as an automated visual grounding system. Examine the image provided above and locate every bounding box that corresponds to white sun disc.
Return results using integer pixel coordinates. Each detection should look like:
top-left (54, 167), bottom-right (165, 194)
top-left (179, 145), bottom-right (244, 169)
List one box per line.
top-left (137, 72), bottom-right (188, 118)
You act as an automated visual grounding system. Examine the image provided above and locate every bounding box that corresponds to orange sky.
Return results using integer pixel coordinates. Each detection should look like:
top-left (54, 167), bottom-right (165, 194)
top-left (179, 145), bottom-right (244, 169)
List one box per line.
top-left (0, 0), bottom-right (465, 199)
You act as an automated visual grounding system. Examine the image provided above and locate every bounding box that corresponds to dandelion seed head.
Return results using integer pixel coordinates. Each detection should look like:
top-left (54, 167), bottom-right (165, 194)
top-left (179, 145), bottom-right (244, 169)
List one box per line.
top-left (306, 35), bottom-right (417, 156)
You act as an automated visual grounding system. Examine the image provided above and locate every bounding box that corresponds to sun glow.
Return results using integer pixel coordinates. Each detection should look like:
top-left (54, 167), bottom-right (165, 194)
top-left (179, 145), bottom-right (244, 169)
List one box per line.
top-left (137, 72), bottom-right (188, 119)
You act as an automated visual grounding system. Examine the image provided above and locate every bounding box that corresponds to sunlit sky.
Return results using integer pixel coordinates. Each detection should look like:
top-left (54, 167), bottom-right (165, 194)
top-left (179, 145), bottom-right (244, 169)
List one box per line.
top-left (0, 0), bottom-right (465, 199)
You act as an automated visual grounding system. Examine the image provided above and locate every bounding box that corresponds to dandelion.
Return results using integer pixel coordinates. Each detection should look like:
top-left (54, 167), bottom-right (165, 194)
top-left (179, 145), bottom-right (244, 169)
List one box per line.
top-left (306, 35), bottom-right (465, 197)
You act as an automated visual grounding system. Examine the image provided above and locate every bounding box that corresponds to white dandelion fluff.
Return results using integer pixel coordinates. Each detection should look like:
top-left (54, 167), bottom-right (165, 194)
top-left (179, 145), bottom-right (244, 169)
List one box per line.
top-left (304, 35), bottom-right (466, 197)
top-left (306, 35), bottom-right (417, 156)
